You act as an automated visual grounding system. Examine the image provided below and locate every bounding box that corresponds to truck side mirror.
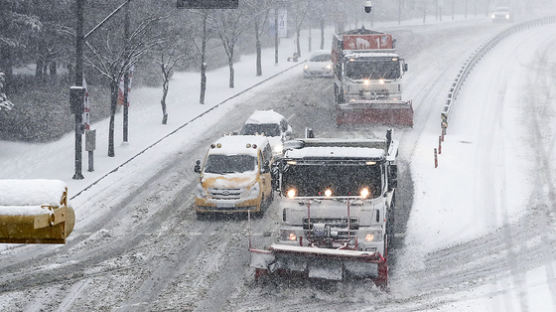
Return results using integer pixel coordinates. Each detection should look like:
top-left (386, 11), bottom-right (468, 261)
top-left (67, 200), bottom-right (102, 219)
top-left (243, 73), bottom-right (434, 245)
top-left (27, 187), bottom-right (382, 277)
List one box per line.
top-left (388, 164), bottom-right (398, 191)
top-left (403, 63), bottom-right (408, 72)
top-left (194, 160), bottom-right (201, 173)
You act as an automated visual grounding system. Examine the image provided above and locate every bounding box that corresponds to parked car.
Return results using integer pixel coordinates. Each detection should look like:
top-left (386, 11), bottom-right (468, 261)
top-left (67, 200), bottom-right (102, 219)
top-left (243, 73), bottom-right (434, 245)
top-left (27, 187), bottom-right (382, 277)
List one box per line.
top-left (303, 50), bottom-right (333, 78)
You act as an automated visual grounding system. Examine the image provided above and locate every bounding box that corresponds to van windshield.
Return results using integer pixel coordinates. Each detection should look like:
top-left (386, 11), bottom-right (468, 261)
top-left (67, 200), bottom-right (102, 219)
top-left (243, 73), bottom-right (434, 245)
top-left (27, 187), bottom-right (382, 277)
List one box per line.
top-left (241, 123), bottom-right (281, 137)
top-left (204, 154), bottom-right (256, 174)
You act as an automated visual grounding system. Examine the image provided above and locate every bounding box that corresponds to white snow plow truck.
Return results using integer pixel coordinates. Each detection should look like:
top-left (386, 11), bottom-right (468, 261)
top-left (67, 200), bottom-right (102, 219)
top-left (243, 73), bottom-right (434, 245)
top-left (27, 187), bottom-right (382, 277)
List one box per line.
top-left (249, 130), bottom-right (398, 288)
top-left (332, 27), bottom-right (413, 127)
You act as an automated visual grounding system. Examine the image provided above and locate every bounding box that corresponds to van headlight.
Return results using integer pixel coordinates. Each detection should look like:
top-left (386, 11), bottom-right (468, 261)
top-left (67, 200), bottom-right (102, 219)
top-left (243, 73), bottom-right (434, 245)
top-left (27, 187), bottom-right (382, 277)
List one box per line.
top-left (247, 183), bottom-right (260, 198)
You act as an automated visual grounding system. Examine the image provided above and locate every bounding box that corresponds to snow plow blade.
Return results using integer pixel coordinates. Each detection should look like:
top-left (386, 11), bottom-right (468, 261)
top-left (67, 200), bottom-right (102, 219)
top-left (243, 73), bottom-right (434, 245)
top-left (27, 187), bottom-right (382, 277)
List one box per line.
top-left (250, 244), bottom-right (387, 285)
top-left (336, 100), bottom-right (414, 127)
top-left (0, 180), bottom-right (75, 244)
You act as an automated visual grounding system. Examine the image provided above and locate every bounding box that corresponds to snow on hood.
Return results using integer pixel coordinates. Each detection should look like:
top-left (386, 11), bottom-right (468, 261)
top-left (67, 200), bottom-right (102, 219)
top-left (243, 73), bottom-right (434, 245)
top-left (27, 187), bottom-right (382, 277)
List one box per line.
top-left (0, 179), bottom-right (67, 207)
top-left (202, 172), bottom-right (258, 189)
top-left (0, 205), bottom-right (51, 216)
top-left (208, 135), bottom-right (269, 157)
top-left (245, 110), bottom-right (285, 125)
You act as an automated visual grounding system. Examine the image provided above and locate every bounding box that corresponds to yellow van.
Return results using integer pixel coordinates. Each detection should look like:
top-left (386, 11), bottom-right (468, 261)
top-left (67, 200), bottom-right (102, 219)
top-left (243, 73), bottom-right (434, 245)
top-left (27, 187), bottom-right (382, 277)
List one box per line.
top-left (194, 135), bottom-right (273, 217)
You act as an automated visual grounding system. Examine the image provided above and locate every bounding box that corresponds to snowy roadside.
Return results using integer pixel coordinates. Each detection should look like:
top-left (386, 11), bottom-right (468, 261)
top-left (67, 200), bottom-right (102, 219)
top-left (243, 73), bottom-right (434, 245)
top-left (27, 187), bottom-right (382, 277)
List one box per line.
top-left (398, 23), bottom-right (556, 311)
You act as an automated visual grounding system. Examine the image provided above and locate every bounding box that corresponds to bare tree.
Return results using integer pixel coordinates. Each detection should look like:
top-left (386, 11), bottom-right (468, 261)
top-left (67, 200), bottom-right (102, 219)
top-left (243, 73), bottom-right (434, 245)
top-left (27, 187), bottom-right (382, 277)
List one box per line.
top-left (245, 0), bottom-right (271, 76)
top-left (85, 15), bottom-right (160, 157)
top-left (158, 51), bottom-right (183, 124)
top-left (211, 9), bottom-right (247, 88)
top-left (292, 0), bottom-right (310, 57)
top-left (0, 73), bottom-right (14, 112)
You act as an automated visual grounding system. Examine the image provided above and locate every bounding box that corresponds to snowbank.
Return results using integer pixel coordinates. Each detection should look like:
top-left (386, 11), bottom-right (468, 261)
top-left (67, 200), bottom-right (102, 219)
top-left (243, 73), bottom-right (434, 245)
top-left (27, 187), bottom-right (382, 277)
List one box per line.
top-left (0, 179), bottom-right (66, 207)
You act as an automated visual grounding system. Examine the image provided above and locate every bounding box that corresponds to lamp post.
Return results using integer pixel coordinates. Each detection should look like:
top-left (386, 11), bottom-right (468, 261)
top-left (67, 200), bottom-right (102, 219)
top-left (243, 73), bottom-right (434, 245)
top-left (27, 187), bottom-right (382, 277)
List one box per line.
top-left (70, 0), bottom-right (132, 179)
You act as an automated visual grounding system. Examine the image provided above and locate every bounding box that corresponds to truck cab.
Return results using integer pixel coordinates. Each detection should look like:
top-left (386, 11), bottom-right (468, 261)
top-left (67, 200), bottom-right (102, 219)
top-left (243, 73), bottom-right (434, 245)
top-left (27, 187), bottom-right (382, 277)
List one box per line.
top-left (331, 28), bottom-right (413, 127)
top-left (194, 135), bottom-right (273, 217)
top-left (250, 130), bottom-right (398, 286)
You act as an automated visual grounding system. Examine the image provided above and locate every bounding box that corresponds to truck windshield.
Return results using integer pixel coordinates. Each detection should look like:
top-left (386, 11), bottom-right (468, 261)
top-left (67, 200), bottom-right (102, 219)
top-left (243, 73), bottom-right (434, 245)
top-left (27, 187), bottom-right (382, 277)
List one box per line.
top-left (241, 123), bottom-right (281, 137)
top-left (204, 154), bottom-right (256, 174)
top-left (282, 163), bottom-right (382, 198)
top-left (345, 59), bottom-right (401, 80)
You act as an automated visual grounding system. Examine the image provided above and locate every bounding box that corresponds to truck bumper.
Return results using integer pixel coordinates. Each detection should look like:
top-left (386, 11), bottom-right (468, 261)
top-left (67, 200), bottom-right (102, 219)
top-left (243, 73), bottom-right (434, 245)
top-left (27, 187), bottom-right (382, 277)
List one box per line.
top-left (250, 244), bottom-right (386, 281)
top-left (336, 100), bottom-right (414, 127)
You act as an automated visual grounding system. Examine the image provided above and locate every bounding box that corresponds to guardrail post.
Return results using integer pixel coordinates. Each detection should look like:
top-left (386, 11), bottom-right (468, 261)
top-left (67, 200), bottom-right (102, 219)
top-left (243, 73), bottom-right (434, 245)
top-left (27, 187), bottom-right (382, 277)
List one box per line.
top-left (438, 136), bottom-right (442, 154)
top-left (434, 148), bottom-right (438, 168)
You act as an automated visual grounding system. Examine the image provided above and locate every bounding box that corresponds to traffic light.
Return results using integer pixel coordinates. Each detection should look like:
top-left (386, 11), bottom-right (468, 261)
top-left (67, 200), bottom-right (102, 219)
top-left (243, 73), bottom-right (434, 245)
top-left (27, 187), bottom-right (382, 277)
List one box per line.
top-left (176, 0), bottom-right (238, 9)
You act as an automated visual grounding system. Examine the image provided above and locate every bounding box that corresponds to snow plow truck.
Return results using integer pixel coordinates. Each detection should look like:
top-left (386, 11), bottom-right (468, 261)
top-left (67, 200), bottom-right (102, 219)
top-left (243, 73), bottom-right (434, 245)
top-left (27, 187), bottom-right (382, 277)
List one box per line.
top-left (249, 130), bottom-right (398, 288)
top-left (332, 28), bottom-right (413, 127)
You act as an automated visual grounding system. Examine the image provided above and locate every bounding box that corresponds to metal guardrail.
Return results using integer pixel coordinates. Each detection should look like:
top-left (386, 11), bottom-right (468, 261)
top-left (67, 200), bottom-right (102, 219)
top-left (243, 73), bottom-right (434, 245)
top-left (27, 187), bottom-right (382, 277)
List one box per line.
top-left (440, 16), bottom-right (556, 133)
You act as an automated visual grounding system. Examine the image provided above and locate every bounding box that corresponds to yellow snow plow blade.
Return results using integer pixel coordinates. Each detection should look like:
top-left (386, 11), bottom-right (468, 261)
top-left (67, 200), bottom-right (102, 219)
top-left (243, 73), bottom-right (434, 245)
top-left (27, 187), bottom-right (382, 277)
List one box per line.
top-left (0, 180), bottom-right (75, 244)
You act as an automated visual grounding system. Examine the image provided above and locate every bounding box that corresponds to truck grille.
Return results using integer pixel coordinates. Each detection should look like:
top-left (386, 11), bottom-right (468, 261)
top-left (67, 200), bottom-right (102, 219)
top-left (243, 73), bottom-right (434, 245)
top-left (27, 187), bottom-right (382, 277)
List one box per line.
top-left (360, 89), bottom-right (390, 99)
top-left (208, 188), bottom-right (241, 200)
top-left (302, 218), bottom-right (359, 230)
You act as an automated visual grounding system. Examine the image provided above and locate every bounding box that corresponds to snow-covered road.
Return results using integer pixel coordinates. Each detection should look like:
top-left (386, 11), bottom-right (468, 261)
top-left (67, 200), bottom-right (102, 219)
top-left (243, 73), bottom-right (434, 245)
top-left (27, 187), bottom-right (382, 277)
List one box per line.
top-left (1, 17), bottom-right (555, 312)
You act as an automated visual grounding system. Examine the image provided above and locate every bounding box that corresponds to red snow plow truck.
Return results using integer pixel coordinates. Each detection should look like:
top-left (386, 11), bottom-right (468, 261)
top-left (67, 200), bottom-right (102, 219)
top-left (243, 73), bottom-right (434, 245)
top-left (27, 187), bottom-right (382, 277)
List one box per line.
top-left (332, 28), bottom-right (413, 127)
top-left (249, 130), bottom-right (398, 288)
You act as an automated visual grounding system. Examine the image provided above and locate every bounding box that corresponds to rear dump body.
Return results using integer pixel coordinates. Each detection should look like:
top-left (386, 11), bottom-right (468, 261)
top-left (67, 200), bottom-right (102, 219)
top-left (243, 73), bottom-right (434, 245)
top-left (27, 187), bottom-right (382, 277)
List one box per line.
top-left (0, 179), bottom-right (75, 244)
top-left (332, 28), bottom-right (413, 127)
top-left (250, 132), bottom-right (398, 288)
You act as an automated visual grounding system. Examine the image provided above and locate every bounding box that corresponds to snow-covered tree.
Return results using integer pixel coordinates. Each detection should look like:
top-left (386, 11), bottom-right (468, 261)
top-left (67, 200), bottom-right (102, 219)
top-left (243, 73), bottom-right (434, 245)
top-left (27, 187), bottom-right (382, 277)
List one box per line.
top-left (0, 0), bottom-right (41, 84)
top-left (0, 73), bottom-right (14, 112)
top-left (211, 8), bottom-right (249, 88)
top-left (85, 6), bottom-right (160, 157)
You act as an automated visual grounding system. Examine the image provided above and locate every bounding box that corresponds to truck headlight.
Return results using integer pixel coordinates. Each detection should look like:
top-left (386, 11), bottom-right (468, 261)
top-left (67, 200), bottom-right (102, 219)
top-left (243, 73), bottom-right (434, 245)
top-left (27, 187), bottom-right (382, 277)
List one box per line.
top-left (491, 14), bottom-right (495, 18)
top-left (325, 64), bottom-right (332, 70)
top-left (363, 230), bottom-right (382, 242)
top-left (280, 229), bottom-right (297, 241)
top-left (287, 188), bottom-right (297, 199)
top-left (505, 14), bottom-right (510, 19)
top-left (304, 64), bottom-right (309, 70)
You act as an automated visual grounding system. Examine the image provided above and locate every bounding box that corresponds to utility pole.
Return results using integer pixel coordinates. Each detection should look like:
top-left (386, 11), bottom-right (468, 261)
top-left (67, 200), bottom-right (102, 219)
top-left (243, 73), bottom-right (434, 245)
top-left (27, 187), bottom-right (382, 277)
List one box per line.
top-left (398, 0), bottom-right (402, 25)
top-left (200, 11), bottom-right (207, 104)
top-left (123, 3), bottom-right (130, 142)
top-left (72, 0), bottom-right (85, 180)
top-left (71, 0), bottom-right (133, 178)
top-left (274, 7), bottom-right (279, 64)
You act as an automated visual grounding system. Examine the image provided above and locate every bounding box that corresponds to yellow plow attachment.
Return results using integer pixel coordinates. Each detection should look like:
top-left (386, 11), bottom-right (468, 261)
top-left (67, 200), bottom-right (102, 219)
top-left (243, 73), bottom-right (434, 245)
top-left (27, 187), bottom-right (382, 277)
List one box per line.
top-left (0, 180), bottom-right (75, 244)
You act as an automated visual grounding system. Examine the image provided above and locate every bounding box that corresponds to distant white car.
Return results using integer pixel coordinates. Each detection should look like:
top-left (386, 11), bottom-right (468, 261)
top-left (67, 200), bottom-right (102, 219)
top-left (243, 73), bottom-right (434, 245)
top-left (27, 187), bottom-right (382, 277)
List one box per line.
top-left (490, 6), bottom-right (512, 22)
top-left (303, 50), bottom-right (333, 78)
top-left (240, 110), bottom-right (293, 154)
